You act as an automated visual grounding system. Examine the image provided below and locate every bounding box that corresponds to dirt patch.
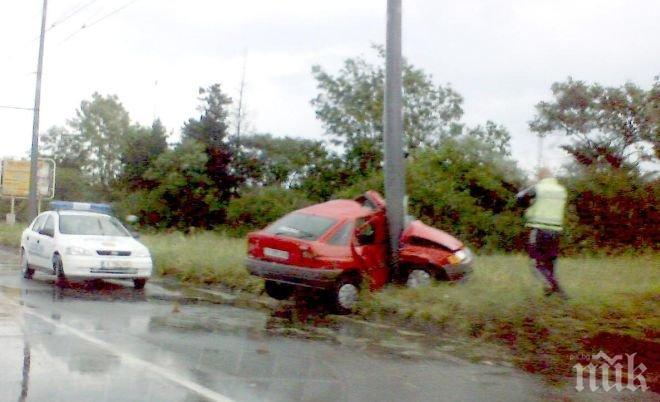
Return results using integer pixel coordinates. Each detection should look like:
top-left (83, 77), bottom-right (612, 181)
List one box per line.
top-left (581, 332), bottom-right (660, 392)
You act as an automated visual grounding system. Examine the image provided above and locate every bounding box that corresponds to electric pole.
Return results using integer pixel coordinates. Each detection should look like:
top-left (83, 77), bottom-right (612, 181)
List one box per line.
top-left (384, 0), bottom-right (405, 269)
top-left (28, 0), bottom-right (48, 221)
top-left (537, 133), bottom-right (544, 170)
top-left (235, 50), bottom-right (247, 150)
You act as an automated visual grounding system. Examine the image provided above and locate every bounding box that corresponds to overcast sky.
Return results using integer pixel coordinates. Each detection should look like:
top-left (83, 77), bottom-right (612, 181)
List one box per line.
top-left (1, 0), bottom-right (658, 173)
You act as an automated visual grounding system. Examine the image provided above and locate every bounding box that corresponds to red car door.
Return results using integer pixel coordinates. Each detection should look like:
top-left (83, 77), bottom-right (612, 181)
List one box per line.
top-left (352, 213), bottom-right (389, 290)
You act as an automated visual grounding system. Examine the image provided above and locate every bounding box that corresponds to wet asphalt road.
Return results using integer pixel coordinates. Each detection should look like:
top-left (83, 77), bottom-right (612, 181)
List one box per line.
top-left (0, 246), bottom-right (621, 402)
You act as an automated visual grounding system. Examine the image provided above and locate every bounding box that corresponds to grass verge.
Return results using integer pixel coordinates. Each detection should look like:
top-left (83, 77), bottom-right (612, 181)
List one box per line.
top-left (358, 254), bottom-right (660, 387)
top-left (0, 222), bottom-right (23, 248)
top-left (141, 231), bottom-right (262, 293)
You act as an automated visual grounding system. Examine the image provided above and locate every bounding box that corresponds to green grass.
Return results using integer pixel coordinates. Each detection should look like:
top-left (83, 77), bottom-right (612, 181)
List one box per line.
top-left (359, 254), bottom-right (660, 380)
top-left (0, 222), bottom-right (23, 248)
top-left (141, 231), bottom-right (262, 293)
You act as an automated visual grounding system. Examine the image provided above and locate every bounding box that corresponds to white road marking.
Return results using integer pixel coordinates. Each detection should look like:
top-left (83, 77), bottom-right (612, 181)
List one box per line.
top-left (0, 293), bottom-right (235, 402)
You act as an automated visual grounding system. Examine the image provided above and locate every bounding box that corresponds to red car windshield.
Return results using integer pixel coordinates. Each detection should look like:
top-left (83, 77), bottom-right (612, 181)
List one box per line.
top-left (264, 213), bottom-right (337, 241)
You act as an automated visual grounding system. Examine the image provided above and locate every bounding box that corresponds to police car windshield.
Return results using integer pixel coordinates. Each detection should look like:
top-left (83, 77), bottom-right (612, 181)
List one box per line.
top-left (59, 215), bottom-right (131, 237)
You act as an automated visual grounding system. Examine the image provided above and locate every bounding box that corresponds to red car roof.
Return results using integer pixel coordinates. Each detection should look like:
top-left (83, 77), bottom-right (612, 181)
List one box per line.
top-left (296, 199), bottom-right (373, 219)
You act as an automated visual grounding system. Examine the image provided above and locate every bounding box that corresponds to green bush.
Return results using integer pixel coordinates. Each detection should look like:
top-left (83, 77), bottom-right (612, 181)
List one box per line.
top-left (562, 167), bottom-right (659, 254)
top-left (226, 186), bottom-right (312, 233)
top-left (335, 138), bottom-right (527, 252)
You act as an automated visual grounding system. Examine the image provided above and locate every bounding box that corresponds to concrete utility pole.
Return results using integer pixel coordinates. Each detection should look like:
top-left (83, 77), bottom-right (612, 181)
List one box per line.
top-left (537, 133), bottom-right (544, 170)
top-left (235, 50), bottom-right (247, 149)
top-left (28, 0), bottom-right (48, 222)
top-left (384, 0), bottom-right (405, 268)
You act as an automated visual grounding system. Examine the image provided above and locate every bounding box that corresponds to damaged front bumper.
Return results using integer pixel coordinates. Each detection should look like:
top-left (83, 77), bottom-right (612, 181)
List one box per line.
top-left (443, 248), bottom-right (474, 280)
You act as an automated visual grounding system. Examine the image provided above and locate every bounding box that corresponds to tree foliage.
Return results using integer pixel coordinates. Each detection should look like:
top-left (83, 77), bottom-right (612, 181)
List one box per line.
top-left (182, 84), bottom-right (241, 210)
top-left (237, 133), bottom-right (328, 187)
top-left (337, 137), bottom-right (526, 251)
top-left (311, 46), bottom-right (464, 173)
top-left (68, 93), bottom-right (131, 190)
top-left (235, 133), bottom-right (354, 200)
top-left (41, 126), bottom-right (88, 169)
top-left (562, 166), bottom-right (659, 253)
top-left (133, 140), bottom-right (223, 229)
top-left (530, 77), bottom-right (659, 170)
top-left (118, 119), bottom-right (168, 189)
top-left (226, 186), bottom-right (311, 233)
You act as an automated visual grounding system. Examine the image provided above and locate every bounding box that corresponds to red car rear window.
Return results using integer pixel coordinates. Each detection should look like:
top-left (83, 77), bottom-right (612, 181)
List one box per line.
top-left (264, 213), bottom-right (337, 241)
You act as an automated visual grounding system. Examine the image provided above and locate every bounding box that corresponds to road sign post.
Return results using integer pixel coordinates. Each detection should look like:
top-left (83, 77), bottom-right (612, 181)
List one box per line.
top-left (6, 197), bottom-right (16, 225)
top-left (384, 0), bottom-right (405, 271)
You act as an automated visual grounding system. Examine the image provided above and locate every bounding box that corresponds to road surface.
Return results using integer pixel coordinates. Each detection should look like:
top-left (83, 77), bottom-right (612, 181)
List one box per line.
top-left (0, 246), bottom-right (637, 402)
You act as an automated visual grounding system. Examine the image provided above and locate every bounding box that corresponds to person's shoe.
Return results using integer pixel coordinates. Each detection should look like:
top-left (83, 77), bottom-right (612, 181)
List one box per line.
top-left (545, 287), bottom-right (568, 300)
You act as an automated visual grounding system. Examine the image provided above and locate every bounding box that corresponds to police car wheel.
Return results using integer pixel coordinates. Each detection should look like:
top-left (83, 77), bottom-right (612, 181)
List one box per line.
top-left (20, 248), bottom-right (34, 279)
top-left (53, 255), bottom-right (65, 279)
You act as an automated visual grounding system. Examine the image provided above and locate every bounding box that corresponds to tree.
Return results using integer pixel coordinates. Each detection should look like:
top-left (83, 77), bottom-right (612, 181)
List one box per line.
top-left (62, 93), bottom-right (132, 192)
top-left (237, 134), bottom-right (330, 186)
top-left (311, 46), bottom-right (464, 173)
top-left (40, 126), bottom-right (88, 169)
top-left (465, 121), bottom-right (512, 156)
top-left (530, 77), bottom-right (659, 170)
top-left (226, 186), bottom-right (311, 232)
top-left (119, 119), bottom-right (168, 189)
top-left (181, 84), bottom-right (242, 223)
top-left (135, 141), bottom-right (223, 229)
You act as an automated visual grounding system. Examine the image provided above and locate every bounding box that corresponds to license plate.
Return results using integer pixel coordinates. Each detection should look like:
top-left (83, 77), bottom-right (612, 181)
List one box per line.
top-left (263, 248), bottom-right (289, 260)
top-left (101, 260), bottom-right (132, 268)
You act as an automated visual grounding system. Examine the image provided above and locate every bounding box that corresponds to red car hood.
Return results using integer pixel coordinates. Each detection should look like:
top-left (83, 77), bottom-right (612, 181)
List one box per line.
top-left (402, 220), bottom-right (464, 251)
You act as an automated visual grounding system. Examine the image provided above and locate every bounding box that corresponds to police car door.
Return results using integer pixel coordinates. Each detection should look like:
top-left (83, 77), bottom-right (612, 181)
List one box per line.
top-left (38, 215), bottom-right (57, 273)
top-left (26, 214), bottom-right (47, 269)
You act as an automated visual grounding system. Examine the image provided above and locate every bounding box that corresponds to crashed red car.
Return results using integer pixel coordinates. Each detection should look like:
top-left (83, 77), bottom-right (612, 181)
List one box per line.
top-left (246, 191), bottom-right (473, 312)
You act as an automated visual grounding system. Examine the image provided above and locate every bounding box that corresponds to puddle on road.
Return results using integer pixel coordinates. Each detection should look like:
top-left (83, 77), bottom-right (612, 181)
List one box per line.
top-left (0, 272), bottom-right (510, 369)
top-left (149, 288), bottom-right (509, 367)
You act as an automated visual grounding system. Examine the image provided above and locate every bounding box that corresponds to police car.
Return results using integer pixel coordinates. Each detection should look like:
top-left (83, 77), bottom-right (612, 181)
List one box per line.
top-left (19, 201), bottom-right (153, 288)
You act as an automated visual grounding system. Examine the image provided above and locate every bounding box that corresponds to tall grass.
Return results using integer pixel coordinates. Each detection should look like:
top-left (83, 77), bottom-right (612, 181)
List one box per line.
top-left (359, 254), bottom-right (660, 379)
top-left (0, 223), bottom-right (23, 248)
top-left (141, 231), bottom-right (262, 293)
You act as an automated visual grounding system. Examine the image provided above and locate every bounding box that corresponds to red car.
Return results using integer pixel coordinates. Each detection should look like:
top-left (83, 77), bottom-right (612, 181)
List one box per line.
top-left (246, 191), bottom-right (473, 313)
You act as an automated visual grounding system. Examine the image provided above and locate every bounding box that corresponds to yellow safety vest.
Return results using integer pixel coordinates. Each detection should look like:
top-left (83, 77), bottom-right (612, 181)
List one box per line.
top-left (525, 178), bottom-right (567, 232)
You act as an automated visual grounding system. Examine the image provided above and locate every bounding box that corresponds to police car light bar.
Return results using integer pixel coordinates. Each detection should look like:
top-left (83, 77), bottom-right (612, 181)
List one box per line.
top-left (50, 201), bottom-right (113, 215)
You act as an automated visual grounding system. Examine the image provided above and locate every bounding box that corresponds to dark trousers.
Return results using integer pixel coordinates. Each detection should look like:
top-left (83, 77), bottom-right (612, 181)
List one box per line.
top-left (527, 228), bottom-right (563, 294)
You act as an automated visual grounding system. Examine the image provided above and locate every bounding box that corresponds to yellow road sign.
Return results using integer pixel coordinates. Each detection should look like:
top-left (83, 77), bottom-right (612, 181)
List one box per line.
top-left (1, 159), bottom-right (55, 198)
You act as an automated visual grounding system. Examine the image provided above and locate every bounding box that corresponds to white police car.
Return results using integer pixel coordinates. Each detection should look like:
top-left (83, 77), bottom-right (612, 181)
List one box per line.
top-left (19, 202), bottom-right (153, 288)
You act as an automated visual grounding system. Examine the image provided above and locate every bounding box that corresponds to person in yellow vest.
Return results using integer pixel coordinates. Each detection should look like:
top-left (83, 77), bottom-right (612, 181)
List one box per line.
top-left (516, 167), bottom-right (568, 297)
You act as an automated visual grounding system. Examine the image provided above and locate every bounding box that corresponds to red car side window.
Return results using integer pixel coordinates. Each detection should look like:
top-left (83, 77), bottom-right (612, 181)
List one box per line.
top-left (327, 221), bottom-right (354, 246)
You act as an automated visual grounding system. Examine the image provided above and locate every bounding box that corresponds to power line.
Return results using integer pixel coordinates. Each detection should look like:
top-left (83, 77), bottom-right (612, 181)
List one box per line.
top-left (47, 0), bottom-right (101, 33)
top-left (0, 0), bottom-right (100, 70)
top-left (0, 105), bottom-right (34, 111)
top-left (58, 0), bottom-right (140, 45)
